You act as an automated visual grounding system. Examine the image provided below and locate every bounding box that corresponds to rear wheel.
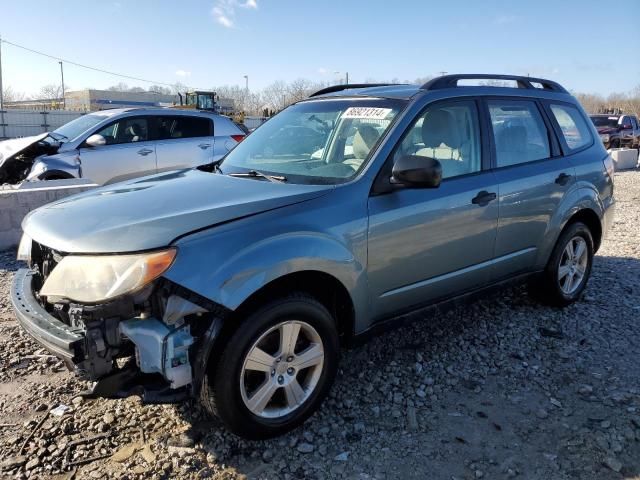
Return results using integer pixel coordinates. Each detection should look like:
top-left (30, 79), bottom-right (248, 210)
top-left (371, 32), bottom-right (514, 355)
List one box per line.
top-left (610, 138), bottom-right (620, 149)
top-left (200, 293), bottom-right (339, 439)
top-left (529, 222), bottom-right (594, 307)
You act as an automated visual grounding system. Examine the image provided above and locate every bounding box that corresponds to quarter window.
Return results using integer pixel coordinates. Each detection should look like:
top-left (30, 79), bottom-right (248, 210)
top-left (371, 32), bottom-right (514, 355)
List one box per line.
top-left (549, 104), bottom-right (593, 151)
top-left (488, 100), bottom-right (550, 167)
top-left (157, 116), bottom-right (212, 140)
top-left (94, 117), bottom-right (149, 145)
top-left (396, 100), bottom-right (482, 179)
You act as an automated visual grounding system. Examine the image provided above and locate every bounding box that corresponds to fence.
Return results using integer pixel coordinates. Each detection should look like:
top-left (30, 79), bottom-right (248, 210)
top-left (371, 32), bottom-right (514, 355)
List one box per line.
top-left (0, 109), bottom-right (84, 139)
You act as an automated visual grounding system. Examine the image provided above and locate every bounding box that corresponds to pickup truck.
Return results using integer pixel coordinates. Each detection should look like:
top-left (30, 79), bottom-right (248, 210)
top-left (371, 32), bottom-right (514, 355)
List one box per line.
top-left (589, 114), bottom-right (640, 149)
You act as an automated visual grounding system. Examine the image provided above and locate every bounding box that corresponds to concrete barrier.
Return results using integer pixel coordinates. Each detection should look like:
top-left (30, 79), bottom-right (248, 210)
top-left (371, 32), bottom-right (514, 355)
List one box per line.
top-left (609, 148), bottom-right (639, 171)
top-left (0, 179), bottom-right (98, 250)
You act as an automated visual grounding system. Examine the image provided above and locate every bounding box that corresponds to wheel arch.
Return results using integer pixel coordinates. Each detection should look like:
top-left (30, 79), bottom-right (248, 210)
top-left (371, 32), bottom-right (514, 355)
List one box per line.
top-left (232, 270), bottom-right (355, 343)
top-left (565, 208), bottom-right (602, 252)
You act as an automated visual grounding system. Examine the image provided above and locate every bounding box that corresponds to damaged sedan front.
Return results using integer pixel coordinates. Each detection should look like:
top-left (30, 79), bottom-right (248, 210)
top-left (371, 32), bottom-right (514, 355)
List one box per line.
top-left (0, 112), bottom-right (110, 185)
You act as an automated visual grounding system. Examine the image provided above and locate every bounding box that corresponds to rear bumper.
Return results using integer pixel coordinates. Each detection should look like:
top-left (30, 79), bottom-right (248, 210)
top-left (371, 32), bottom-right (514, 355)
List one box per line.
top-left (10, 269), bottom-right (85, 363)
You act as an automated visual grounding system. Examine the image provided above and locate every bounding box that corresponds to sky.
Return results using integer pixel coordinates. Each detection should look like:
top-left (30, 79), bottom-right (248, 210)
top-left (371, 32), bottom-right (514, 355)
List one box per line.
top-left (1, 0), bottom-right (638, 98)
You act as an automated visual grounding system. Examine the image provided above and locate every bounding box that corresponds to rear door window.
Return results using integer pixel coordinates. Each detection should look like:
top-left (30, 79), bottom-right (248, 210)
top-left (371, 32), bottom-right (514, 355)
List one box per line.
top-left (157, 116), bottom-right (213, 140)
top-left (488, 100), bottom-right (550, 167)
top-left (549, 104), bottom-right (593, 152)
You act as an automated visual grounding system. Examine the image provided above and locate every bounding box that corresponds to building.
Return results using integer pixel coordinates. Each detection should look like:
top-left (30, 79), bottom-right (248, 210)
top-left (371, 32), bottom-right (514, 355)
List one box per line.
top-left (64, 89), bottom-right (179, 112)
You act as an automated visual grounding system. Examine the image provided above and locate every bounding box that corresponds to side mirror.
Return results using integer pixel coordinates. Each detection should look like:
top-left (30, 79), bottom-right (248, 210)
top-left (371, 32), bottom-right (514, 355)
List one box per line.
top-left (391, 155), bottom-right (442, 188)
top-left (85, 134), bottom-right (106, 147)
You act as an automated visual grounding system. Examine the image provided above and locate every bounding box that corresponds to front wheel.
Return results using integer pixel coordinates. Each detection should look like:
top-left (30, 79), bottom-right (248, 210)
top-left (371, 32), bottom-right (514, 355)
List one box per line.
top-left (529, 222), bottom-right (594, 307)
top-left (201, 294), bottom-right (339, 439)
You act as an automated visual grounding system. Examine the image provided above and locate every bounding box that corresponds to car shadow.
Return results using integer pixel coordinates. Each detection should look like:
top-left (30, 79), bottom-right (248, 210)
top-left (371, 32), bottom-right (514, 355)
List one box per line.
top-left (171, 254), bottom-right (640, 479)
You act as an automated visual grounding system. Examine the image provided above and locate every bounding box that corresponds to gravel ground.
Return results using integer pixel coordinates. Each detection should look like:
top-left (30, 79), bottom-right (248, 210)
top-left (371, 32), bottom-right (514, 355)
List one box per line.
top-left (1, 170), bottom-right (639, 480)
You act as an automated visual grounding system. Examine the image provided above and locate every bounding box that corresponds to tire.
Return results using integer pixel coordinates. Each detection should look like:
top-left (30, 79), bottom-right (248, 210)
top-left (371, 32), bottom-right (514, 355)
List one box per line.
top-left (529, 222), bottom-right (594, 307)
top-left (200, 293), bottom-right (339, 439)
top-left (610, 139), bottom-right (620, 149)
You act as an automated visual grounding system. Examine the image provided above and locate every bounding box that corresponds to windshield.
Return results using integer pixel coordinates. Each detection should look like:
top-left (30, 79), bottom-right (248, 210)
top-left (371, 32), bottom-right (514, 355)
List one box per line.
top-left (590, 116), bottom-right (619, 128)
top-left (53, 113), bottom-right (111, 142)
top-left (220, 99), bottom-right (404, 184)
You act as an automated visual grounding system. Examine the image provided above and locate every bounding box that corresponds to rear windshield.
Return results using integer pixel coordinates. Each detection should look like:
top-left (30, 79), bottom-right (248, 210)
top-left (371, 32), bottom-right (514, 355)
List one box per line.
top-left (590, 116), bottom-right (619, 128)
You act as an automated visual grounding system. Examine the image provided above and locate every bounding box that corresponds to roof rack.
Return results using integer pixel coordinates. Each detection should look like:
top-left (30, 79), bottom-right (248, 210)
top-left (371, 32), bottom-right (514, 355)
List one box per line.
top-left (420, 74), bottom-right (568, 93)
top-left (309, 83), bottom-right (402, 97)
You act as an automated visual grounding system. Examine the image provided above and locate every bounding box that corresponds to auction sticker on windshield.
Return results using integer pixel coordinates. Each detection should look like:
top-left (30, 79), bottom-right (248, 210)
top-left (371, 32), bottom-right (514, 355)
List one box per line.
top-left (342, 107), bottom-right (393, 120)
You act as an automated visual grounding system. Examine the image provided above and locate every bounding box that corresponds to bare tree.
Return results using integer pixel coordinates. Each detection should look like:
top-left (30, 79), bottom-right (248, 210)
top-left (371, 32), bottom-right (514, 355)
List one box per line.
top-left (38, 83), bottom-right (69, 99)
top-left (2, 86), bottom-right (27, 102)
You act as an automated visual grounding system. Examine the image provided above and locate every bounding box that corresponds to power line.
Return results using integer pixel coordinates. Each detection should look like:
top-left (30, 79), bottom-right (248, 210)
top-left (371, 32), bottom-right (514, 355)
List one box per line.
top-left (1, 38), bottom-right (194, 89)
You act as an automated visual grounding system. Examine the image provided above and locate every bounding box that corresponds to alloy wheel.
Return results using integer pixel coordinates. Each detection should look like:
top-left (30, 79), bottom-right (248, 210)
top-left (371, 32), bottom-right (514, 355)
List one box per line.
top-left (240, 320), bottom-right (324, 418)
top-left (558, 236), bottom-right (588, 295)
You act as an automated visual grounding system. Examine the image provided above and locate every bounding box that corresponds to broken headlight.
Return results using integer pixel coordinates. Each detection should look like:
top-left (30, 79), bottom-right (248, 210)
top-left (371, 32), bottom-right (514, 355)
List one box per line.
top-left (40, 248), bottom-right (176, 303)
top-left (17, 233), bottom-right (32, 262)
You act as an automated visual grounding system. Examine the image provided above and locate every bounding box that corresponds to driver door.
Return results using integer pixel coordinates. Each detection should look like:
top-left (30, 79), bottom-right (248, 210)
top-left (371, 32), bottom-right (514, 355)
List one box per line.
top-left (78, 116), bottom-right (156, 185)
top-left (367, 99), bottom-right (499, 320)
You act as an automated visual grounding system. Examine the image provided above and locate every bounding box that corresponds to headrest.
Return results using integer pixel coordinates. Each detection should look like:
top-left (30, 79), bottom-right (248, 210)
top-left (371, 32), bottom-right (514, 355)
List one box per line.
top-left (126, 124), bottom-right (141, 136)
top-left (352, 124), bottom-right (380, 159)
top-left (421, 109), bottom-right (461, 149)
top-left (496, 125), bottom-right (528, 151)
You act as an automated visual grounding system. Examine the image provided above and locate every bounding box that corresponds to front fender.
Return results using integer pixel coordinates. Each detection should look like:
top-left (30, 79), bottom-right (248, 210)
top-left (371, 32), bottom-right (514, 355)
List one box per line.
top-left (164, 216), bottom-right (368, 317)
top-left (28, 153), bottom-right (79, 180)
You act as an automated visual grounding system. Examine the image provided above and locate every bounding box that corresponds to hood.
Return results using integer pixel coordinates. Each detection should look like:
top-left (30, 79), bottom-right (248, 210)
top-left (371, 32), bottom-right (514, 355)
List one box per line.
top-left (23, 168), bottom-right (333, 253)
top-left (0, 134), bottom-right (49, 166)
top-left (0, 134), bottom-right (61, 185)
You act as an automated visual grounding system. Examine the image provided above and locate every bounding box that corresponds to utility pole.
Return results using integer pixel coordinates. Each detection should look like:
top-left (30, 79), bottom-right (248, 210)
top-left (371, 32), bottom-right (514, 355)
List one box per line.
top-left (0, 34), bottom-right (4, 110)
top-left (243, 75), bottom-right (248, 92)
top-left (0, 34), bottom-right (5, 139)
top-left (345, 72), bottom-right (349, 84)
top-left (59, 61), bottom-right (66, 109)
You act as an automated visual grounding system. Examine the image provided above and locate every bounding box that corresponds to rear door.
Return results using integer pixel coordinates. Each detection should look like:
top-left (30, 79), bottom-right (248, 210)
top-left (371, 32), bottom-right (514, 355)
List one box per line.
top-left (154, 115), bottom-right (215, 172)
top-left (78, 116), bottom-right (156, 185)
top-left (486, 98), bottom-right (575, 280)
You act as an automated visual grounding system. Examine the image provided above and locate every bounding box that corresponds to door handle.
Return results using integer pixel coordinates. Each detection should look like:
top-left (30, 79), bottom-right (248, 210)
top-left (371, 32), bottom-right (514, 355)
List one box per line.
top-left (198, 143), bottom-right (212, 150)
top-left (137, 148), bottom-right (153, 156)
top-left (555, 173), bottom-right (571, 186)
top-left (471, 191), bottom-right (497, 206)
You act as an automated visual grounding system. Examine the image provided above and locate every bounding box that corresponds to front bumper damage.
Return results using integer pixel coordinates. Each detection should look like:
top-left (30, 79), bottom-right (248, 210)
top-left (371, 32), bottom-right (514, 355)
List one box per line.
top-left (11, 267), bottom-right (226, 403)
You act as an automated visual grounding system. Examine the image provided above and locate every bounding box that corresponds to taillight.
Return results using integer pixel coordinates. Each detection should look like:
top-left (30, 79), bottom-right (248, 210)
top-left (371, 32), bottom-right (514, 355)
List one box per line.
top-left (603, 154), bottom-right (615, 178)
top-left (231, 134), bottom-right (245, 143)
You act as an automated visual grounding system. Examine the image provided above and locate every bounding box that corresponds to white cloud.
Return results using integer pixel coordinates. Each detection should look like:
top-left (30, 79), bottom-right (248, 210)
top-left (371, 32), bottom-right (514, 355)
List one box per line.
top-left (494, 14), bottom-right (518, 25)
top-left (212, 0), bottom-right (258, 28)
top-left (175, 70), bottom-right (191, 78)
top-left (317, 67), bottom-right (328, 75)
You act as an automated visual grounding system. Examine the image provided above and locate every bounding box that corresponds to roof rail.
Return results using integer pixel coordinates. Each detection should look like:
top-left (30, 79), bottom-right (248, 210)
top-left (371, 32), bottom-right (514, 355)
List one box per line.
top-left (309, 83), bottom-right (402, 97)
top-left (420, 74), bottom-right (568, 93)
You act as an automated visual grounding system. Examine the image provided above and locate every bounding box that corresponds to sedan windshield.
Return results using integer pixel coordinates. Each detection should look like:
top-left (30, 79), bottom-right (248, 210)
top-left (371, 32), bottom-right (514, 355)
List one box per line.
top-left (53, 113), bottom-right (112, 142)
top-left (220, 99), bottom-right (405, 184)
top-left (590, 116), bottom-right (619, 128)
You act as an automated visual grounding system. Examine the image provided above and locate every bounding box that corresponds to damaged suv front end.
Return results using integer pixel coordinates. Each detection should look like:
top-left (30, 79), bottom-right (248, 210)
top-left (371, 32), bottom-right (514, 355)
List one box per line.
top-left (12, 237), bottom-right (225, 401)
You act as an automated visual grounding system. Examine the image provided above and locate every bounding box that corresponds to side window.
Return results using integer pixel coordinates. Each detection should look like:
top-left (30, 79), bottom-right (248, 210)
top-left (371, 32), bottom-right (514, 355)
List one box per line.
top-left (631, 117), bottom-right (638, 129)
top-left (157, 116), bottom-right (212, 140)
top-left (95, 117), bottom-right (149, 145)
top-left (395, 100), bottom-right (481, 179)
top-left (488, 100), bottom-right (550, 167)
top-left (549, 104), bottom-right (593, 151)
